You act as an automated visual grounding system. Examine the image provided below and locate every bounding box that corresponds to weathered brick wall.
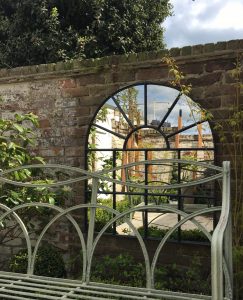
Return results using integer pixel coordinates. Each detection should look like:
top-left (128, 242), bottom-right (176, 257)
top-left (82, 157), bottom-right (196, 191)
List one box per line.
top-left (0, 40), bottom-right (242, 169)
top-left (0, 39), bottom-right (242, 270)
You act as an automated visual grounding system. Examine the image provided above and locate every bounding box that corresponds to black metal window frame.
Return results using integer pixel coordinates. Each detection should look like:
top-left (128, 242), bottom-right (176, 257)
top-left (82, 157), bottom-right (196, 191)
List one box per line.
top-left (85, 82), bottom-right (216, 242)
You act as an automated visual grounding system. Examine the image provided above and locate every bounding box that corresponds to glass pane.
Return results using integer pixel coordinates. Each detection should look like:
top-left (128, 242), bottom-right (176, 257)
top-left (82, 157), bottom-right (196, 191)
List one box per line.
top-left (163, 94), bottom-right (200, 132)
top-left (125, 128), bottom-right (167, 150)
top-left (113, 86), bottom-right (144, 126)
top-left (147, 84), bottom-right (179, 126)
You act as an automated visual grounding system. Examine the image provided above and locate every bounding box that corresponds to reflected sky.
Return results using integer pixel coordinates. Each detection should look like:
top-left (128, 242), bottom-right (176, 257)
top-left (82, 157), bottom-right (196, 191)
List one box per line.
top-left (102, 85), bottom-right (211, 135)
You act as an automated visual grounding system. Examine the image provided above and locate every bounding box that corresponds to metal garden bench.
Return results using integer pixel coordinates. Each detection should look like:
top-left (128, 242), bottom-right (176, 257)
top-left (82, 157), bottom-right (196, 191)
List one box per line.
top-left (0, 159), bottom-right (233, 299)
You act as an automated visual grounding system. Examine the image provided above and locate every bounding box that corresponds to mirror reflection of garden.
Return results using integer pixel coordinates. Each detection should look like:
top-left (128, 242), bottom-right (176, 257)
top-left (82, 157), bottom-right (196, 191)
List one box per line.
top-left (87, 84), bottom-right (215, 241)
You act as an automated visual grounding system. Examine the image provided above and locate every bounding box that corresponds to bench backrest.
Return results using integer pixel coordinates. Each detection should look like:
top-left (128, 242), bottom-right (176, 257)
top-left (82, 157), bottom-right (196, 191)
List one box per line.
top-left (0, 159), bottom-right (233, 299)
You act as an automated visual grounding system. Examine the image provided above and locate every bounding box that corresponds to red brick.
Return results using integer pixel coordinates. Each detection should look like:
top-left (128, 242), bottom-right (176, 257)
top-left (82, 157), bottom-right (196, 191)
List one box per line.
top-left (239, 39), bottom-right (243, 49)
top-left (192, 44), bottom-right (203, 55)
top-left (180, 63), bottom-right (204, 75)
top-left (79, 95), bottom-right (103, 106)
top-left (169, 47), bottom-right (181, 56)
top-left (240, 70), bottom-right (243, 82)
top-left (65, 146), bottom-right (83, 157)
top-left (78, 74), bottom-right (105, 86)
top-left (39, 119), bottom-right (51, 128)
top-left (205, 59), bottom-right (235, 72)
top-left (205, 84), bottom-right (236, 97)
top-left (215, 42), bottom-right (227, 51)
top-left (62, 127), bottom-right (87, 137)
top-left (58, 98), bottom-right (80, 108)
top-left (62, 87), bottom-right (89, 97)
top-left (39, 147), bottom-right (64, 157)
top-left (89, 106), bottom-right (100, 115)
top-left (204, 43), bottom-right (215, 53)
top-left (181, 46), bottom-right (192, 56)
top-left (77, 116), bottom-right (92, 126)
top-left (63, 137), bottom-right (86, 147)
top-left (65, 157), bottom-right (86, 167)
top-left (224, 71), bottom-right (237, 84)
top-left (136, 67), bottom-right (168, 81)
top-left (227, 40), bottom-right (240, 50)
top-left (221, 95), bottom-right (237, 107)
top-left (190, 72), bottom-right (222, 86)
top-left (59, 79), bottom-right (77, 89)
top-left (190, 87), bottom-right (205, 100)
top-left (112, 70), bottom-right (136, 83)
top-left (88, 84), bottom-right (121, 99)
top-left (209, 108), bottom-right (232, 119)
top-left (64, 107), bottom-right (90, 118)
top-left (198, 97), bottom-right (221, 109)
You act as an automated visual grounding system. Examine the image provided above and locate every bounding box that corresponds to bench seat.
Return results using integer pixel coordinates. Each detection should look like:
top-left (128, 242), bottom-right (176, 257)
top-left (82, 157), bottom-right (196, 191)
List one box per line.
top-left (0, 272), bottom-right (230, 300)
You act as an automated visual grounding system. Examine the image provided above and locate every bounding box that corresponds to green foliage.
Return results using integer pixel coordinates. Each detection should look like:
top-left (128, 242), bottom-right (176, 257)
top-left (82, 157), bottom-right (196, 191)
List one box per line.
top-left (9, 244), bottom-right (66, 277)
top-left (0, 112), bottom-right (62, 207)
top-left (91, 253), bottom-right (147, 287)
top-left (127, 182), bottom-right (172, 206)
top-left (163, 55), bottom-right (212, 123)
top-left (115, 87), bottom-right (141, 126)
top-left (88, 106), bottom-right (109, 172)
top-left (82, 0), bottom-right (172, 58)
top-left (94, 198), bottom-right (131, 232)
top-left (91, 253), bottom-right (210, 294)
top-left (0, 0), bottom-right (84, 67)
top-left (162, 256), bottom-right (210, 294)
top-left (233, 246), bottom-right (243, 300)
top-left (0, 0), bottom-right (172, 68)
top-left (0, 112), bottom-right (40, 169)
top-left (163, 55), bottom-right (192, 96)
top-left (138, 226), bottom-right (210, 242)
top-left (94, 198), bottom-right (209, 243)
top-left (0, 112), bottom-right (73, 261)
top-left (95, 199), bottom-right (113, 232)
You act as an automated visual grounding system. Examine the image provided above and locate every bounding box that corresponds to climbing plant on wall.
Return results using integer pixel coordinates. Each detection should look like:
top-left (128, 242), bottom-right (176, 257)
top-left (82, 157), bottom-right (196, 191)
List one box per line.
top-left (0, 112), bottom-right (52, 206)
top-left (164, 52), bottom-right (243, 299)
top-left (0, 111), bottom-right (71, 269)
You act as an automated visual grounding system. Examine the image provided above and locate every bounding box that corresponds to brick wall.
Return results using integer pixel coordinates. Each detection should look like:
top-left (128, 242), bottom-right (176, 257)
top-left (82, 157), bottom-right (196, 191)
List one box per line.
top-left (0, 39), bottom-right (242, 168)
top-left (0, 39), bottom-right (242, 269)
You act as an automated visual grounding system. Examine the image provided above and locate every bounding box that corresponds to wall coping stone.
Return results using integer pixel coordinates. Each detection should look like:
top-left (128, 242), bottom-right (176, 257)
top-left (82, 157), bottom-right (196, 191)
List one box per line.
top-left (0, 39), bottom-right (242, 83)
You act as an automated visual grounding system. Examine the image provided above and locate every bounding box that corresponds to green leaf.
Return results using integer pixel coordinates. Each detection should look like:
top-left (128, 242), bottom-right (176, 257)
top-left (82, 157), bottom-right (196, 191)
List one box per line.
top-left (48, 197), bottom-right (55, 205)
top-left (13, 123), bottom-right (24, 133)
top-left (13, 171), bottom-right (20, 180)
top-left (35, 157), bottom-right (45, 164)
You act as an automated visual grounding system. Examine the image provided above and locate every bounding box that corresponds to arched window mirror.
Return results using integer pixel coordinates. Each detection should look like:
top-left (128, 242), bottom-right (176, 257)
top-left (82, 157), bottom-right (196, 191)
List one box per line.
top-left (86, 83), bottom-right (215, 240)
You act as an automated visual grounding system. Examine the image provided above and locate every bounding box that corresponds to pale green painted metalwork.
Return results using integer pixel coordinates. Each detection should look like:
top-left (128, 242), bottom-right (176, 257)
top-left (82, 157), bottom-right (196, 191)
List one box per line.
top-left (0, 203), bottom-right (32, 274)
top-left (0, 159), bottom-right (232, 299)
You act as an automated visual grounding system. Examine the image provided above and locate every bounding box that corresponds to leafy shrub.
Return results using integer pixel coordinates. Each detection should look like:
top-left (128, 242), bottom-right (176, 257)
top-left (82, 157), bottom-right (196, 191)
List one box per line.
top-left (162, 256), bottom-right (210, 294)
top-left (94, 199), bottom-right (131, 232)
top-left (138, 226), bottom-right (210, 242)
top-left (0, 112), bottom-right (70, 208)
top-left (94, 200), bottom-right (210, 243)
top-left (0, 112), bottom-right (73, 271)
top-left (91, 253), bottom-right (146, 287)
top-left (90, 253), bottom-right (210, 294)
top-left (233, 246), bottom-right (243, 299)
top-left (9, 244), bottom-right (66, 278)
